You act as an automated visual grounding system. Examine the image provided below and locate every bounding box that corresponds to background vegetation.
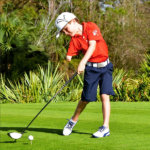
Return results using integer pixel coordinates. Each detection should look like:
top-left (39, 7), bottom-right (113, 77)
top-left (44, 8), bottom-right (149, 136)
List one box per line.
top-left (0, 0), bottom-right (150, 103)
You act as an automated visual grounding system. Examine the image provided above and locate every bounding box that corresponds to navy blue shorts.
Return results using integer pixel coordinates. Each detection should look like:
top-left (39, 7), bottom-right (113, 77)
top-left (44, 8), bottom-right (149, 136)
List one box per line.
top-left (81, 62), bottom-right (115, 102)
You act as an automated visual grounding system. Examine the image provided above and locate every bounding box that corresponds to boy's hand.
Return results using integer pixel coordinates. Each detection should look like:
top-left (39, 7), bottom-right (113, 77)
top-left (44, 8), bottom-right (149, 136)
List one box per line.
top-left (77, 62), bottom-right (86, 74)
top-left (66, 55), bottom-right (72, 61)
top-left (77, 40), bottom-right (96, 74)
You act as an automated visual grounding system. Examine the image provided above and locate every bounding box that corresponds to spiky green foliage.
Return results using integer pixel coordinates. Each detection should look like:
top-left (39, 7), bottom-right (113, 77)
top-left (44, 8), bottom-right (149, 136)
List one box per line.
top-left (111, 55), bottom-right (150, 101)
top-left (57, 73), bottom-right (83, 102)
top-left (111, 69), bottom-right (130, 101)
top-left (133, 54), bottom-right (150, 101)
top-left (1, 65), bottom-right (150, 103)
top-left (140, 54), bottom-right (150, 77)
top-left (0, 62), bottom-right (64, 103)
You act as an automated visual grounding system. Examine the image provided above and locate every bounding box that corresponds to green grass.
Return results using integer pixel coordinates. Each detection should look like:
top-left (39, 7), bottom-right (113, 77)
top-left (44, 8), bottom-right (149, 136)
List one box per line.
top-left (0, 102), bottom-right (150, 150)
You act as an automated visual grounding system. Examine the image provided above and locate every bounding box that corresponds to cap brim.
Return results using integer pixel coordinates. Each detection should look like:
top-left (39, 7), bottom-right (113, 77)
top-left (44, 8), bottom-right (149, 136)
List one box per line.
top-left (56, 32), bottom-right (60, 39)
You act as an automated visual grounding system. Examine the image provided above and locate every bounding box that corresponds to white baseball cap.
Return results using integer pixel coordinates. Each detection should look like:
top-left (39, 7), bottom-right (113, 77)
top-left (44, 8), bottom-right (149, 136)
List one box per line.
top-left (55, 12), bottom-right (77, 38)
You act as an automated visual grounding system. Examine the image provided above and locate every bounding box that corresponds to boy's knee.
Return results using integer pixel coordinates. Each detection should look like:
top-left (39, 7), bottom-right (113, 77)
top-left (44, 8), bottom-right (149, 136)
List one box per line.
top-left (80, 100), bottom-right (89, 105)
top-left (100, 94), bottom-right (110, 102)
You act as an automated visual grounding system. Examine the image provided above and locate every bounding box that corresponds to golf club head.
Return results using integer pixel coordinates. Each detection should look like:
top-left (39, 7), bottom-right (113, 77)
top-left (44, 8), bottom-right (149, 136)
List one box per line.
top-left (8, 132), bottom-right (22, 140)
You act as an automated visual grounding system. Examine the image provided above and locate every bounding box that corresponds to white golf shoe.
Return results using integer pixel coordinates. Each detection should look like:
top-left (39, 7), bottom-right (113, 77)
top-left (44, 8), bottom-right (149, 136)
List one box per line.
top-left (92, 126), bottom-right (110, 138)
top-left (63, 119), bottom-right (77, 136)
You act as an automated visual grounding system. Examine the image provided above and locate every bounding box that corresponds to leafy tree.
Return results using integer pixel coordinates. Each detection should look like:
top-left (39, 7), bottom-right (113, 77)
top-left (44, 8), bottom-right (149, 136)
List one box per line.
top-left (99, 0), bottom-right (150, 71)
top-left (0, 10), bottom-right (48, 79)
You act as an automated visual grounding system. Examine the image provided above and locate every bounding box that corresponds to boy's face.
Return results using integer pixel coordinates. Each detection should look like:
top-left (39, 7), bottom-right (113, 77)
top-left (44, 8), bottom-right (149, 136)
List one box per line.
top-left (62, 20), bottom-right (77, 37)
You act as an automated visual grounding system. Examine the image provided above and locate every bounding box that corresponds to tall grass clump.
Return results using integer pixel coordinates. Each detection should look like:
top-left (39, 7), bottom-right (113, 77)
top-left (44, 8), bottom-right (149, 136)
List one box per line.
top-left (57, 74), bottom-right (83, 102)
top-left (0, 62), bottom-right (64, 103)
top-left (0, 61), bottom-right (149, 103)
top-left (111, 54), bottom-right (150, 101)
top-left (131, 54), bottom-right (150, 101)
top-left (111, 69), bottom-right (130, 101)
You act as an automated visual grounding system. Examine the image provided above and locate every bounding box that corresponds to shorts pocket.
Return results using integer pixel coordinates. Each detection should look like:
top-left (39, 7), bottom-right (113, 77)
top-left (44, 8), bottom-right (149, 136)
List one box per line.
top-left (107, 62), bottom-right (113, 73)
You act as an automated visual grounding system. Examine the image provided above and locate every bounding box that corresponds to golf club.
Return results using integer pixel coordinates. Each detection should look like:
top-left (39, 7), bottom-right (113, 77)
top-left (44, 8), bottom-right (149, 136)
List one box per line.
top-left (8, 72), bottom-right (78, 140)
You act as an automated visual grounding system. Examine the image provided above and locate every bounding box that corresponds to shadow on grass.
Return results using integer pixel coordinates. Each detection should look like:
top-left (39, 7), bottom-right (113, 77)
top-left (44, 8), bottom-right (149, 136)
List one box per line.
top-left (0, 127), bottom-right (91, 135)
top-left (0, 141), bottom-right (16, 143)
top-left (0, 127), bottom-right (91, 143)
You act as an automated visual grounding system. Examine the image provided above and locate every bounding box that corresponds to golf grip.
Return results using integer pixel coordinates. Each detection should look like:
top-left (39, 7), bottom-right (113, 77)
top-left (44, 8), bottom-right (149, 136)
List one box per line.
top-left (21, 72), bottom-right (78, 134)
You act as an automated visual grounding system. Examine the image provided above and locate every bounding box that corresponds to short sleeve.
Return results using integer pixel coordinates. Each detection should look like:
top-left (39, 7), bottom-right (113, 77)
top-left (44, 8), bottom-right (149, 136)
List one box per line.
top-left (67, 39), bottom-right (79, 56)
top-left (86, 22), bottom-right (102, 41)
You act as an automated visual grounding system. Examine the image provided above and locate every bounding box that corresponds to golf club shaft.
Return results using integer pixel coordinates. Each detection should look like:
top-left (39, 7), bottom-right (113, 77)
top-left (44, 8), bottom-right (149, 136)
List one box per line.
top-left (21, 72), bottom-right (78, 134)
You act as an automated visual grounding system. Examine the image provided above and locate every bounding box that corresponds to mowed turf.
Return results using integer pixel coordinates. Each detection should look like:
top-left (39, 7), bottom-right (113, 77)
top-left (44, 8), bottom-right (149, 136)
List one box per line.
top-left (0, 102), bottom-right (150, 150)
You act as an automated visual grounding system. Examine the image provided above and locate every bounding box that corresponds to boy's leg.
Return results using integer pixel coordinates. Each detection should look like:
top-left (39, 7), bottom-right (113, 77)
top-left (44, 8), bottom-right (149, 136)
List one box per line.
top-left (92, 94), bottom-right (110, 138)
top-left (72, 100), bottom-right (89, 121)
top-left (101, 94), bottom-right (110, 128)
top-left (63, 100), bottom-right (88, 136)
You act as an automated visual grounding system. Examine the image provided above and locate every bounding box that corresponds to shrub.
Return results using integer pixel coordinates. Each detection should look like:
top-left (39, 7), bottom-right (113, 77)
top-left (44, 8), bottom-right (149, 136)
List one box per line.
top-left (0, 62), bottom-right (64, 103)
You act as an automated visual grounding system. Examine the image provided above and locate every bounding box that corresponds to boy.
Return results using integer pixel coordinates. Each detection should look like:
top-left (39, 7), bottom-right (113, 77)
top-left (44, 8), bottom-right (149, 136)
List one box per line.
top-left (55, 12), bottom-right (115, 138)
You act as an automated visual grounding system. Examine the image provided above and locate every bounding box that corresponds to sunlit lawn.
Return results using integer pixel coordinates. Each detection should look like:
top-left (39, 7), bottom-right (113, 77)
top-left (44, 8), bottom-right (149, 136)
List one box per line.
top-left (0, 102), bottom-right (150, 150)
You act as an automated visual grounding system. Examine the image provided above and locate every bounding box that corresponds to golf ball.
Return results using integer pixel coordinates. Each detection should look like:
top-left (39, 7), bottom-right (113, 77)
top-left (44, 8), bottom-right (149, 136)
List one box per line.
top-left (28, 135), bottom-right (34, 140)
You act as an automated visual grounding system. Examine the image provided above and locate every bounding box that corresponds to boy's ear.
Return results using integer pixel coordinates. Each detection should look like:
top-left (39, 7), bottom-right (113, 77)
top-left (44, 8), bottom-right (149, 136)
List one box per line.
top-left (68, 19), bottom-right (75, 25)
top-left (71, 19), bottom-right (77, 24)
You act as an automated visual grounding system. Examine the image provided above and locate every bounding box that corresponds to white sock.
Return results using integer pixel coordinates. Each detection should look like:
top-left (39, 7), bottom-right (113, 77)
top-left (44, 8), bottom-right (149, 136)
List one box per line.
top-left (70, 118), bottom-right (77, 124)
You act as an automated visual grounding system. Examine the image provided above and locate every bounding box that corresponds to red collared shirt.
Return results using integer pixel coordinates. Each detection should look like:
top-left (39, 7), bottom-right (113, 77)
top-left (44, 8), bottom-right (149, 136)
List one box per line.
top-left (67, 22), bottom-right (108, 63)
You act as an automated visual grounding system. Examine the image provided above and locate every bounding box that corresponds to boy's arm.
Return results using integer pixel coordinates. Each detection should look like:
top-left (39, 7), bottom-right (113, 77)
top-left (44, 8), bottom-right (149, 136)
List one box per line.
top-left (66, 39), bottom-right (78, 62)
top-left (78, 40), bottom-right (96, 74)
